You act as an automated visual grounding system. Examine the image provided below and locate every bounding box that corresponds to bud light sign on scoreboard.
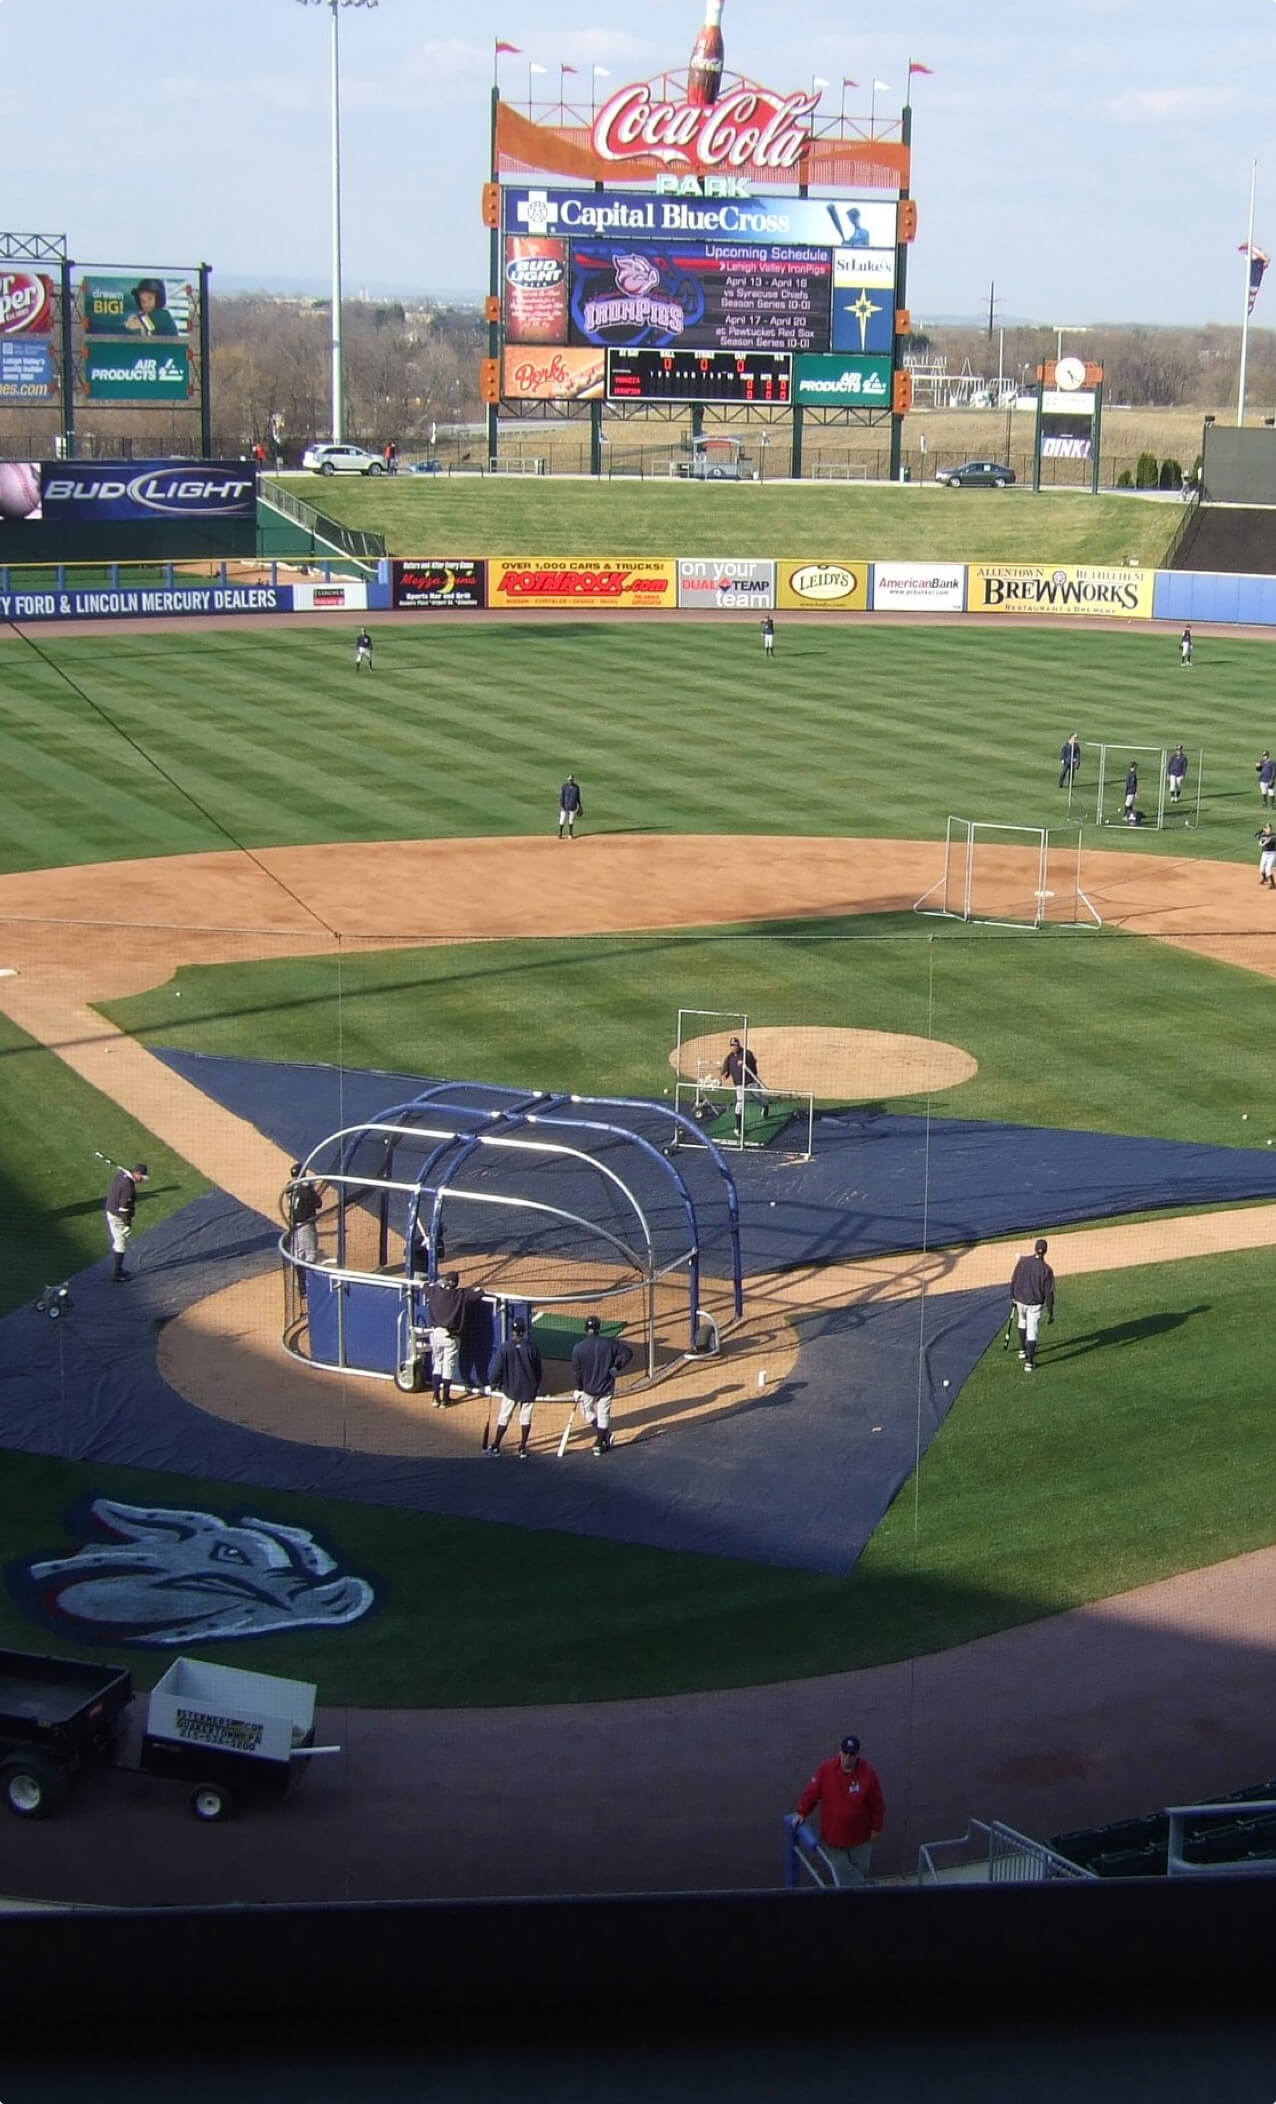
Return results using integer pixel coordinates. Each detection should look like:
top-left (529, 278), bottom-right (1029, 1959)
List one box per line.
top-left (39, 462), bottom-right (258, 524)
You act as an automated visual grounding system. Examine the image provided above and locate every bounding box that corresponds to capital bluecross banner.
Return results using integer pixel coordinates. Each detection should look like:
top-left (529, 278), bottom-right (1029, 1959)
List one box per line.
top-left (0, 584), bottom-right (291, 624)
top-left (776, 559), bottom-right (869, 612)
top-left (488, 558), bottom-right (676, 610)
top-left (970, 564), bottom-right (1154, 619)
top-left (792, 354), bottom-right (891, 406)
top-left (677, 558), bottom-right (775, 609)
top-left (84, 343), bottom-right (191, 403)
top-left (0, 340), bottom-right (56, 402)
top-left (871, 563), bottom-right (965, 612)
top-left (392, 559), bottom-right (486, 610)
top-left (40, 461), bottom-right (257, 524)
top-left (503, 187), bottom-right (895, 250)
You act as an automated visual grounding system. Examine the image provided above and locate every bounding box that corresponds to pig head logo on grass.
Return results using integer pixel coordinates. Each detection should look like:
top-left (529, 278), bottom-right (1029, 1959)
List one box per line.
top-left (9, 1498), bottom-right (375, 1647)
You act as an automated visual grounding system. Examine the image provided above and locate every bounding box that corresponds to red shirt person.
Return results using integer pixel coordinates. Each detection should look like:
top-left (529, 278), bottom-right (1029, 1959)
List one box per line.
top-left (794, 1734), bottom-right (886, 1887)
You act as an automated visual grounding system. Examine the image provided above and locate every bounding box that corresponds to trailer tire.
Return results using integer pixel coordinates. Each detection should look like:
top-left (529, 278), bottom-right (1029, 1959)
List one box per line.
top-left (2, 1754), bottom-right (66, 1820)
top-left (190, 1782), bottom-right (233, 1823)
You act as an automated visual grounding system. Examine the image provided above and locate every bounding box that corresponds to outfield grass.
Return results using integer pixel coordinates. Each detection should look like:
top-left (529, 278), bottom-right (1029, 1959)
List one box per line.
top-left (2, 620), bottom-right (1271, 877)
top-left (0, 1244), bottom-right (1267, 1706)
top-left (101, 912), bottom-right (1276, 1154)
top-left (276, 474), bottom-right (1181, 564)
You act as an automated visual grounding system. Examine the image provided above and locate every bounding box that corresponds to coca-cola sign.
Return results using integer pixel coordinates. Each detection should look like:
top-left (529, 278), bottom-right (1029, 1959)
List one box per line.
top-left (0, 271), bottom-right (53, 336)
top-left (592, 84), bottom-right (819, 173)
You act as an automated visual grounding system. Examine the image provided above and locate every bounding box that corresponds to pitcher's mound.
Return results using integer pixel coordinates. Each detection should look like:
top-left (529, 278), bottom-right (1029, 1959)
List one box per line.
top-left (673, 1026), bottom-right (976, 1099)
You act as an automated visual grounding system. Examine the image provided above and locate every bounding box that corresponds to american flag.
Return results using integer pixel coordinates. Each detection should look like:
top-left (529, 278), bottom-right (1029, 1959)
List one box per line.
top-left (1240, 243), bottom-right (1270, 315)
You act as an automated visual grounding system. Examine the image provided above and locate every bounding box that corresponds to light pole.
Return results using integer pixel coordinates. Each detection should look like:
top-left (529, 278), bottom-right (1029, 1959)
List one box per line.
top-left (1052, 324), bottom-right (1086, 365)
top-left (296, 0), bottom-right (379, 447)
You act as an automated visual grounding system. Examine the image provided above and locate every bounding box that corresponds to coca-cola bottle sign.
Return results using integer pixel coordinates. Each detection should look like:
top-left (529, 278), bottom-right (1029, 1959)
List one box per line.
top-left (592, 83), bottom-right (819, 173)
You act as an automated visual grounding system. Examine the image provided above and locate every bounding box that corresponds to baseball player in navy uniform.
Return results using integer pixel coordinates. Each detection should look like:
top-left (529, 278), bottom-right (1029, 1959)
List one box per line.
top-left (1257, 752), bottom-right (1276, 807)
top-left (1257, 824), bottom-right (1276, 888)
top-left (558, 774), bottom-right (583, 839)
top-left (721, 1035), bottom-right (768, 1132)
top-left (486, 1317), bottom-right (544, 1457)
top-left (1123, 761), bottom-right (1139, 822)
top-left (761, 614), bottom-right (775, 656)
top-left (105, 1162), bottom-right (149, 1282)
top-left (425, 1270), bottom-right (484, 1407)
top-left (570, 1316), bottom-right (635, 1455)
top-left (1167, 744), bottom-right (1189, 805)
top-left (354, 628), bottom-right (373, 671)
top-left (1010, 1237), bottom-right (1055, 1372)
top-left (1058, 733), bottom-right (1081, 789)
top-left (1180, 626), bottom-right (1192, 667)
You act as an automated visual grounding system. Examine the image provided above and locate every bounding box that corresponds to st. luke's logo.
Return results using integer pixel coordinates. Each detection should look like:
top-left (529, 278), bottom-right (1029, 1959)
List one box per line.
top-left (7, 1498), bottom-right (376, 1647)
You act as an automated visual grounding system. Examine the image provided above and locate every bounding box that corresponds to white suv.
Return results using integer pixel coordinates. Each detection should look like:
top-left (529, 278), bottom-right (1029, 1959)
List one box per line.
top-left (301, 443), bottom-right (385, 476)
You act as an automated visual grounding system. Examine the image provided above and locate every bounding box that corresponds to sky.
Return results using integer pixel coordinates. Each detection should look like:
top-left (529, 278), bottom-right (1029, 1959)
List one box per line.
top-left (1, 0), bottom-right (1274, 329)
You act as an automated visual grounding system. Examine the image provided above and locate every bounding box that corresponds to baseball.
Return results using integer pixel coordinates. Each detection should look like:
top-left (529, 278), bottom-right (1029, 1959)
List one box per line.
top-left (1242, 1114), bottom-right (1249, 1120)
top-left (0, 461), bottom-right (39, 521)
top-left (942, 1378), bottom-right (950, 1388)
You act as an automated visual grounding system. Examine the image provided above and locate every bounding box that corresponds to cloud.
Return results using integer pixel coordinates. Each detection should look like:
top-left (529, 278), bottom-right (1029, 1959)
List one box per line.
top-left (1108, 86), bottom-right (1237, 120)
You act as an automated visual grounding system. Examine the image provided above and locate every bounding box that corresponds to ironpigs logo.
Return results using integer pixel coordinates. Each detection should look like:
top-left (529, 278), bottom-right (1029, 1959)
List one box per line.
top-left (7, 1497), bottom-right (376, 1646)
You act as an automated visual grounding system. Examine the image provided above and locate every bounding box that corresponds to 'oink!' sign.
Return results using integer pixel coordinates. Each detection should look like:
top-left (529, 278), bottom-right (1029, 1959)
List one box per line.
top-left (592, 85), bottom-right (819, 172)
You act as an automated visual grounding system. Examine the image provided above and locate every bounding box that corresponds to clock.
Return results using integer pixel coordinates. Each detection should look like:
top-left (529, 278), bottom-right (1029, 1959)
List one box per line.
top-left (1055, 355), bottom-right (1086, 392)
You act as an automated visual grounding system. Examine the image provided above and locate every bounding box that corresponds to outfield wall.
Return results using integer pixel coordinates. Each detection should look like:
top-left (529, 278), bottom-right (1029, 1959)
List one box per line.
top-left (2, 553), bottom-right (1276, 627)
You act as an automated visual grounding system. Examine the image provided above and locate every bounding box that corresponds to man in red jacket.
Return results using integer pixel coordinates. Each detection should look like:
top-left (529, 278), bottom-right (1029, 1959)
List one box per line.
top-left (794, 1734), bottom-right (886, 1887)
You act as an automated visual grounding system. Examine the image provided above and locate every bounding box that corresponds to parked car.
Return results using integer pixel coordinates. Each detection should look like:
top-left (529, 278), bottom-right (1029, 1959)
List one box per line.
top-left (406, 459), bottom-right (444, 475)
top-left (301, 443), bottom-right (385, 476)
top-left (934, 459), bottom-right (1017, 489)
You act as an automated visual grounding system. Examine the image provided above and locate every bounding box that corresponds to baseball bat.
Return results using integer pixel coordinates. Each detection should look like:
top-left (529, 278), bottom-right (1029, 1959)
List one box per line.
top-left (93, 1149), bottom-right (123, 1171)
top-left (557, 1401), bottom-right (578, 1461)
top-left (481, 1389), bottom-right (492, 1451)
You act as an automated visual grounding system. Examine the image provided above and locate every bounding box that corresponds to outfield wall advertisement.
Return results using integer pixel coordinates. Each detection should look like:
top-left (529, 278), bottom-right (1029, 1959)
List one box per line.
top-left (871, 563), bottom-right (965, 612)
top-left (488, 558), bottom-right (676, 609)
top-left (969, 565), bottom-right (1155, 618)
top-left (0, 584), bottom-right (292, 623)
top-left (776, 560), bottom-right (869, 611)
top-left (677, 559), bottom-right (775, 609)
top-left (391, 560), bottom-right (486, 610)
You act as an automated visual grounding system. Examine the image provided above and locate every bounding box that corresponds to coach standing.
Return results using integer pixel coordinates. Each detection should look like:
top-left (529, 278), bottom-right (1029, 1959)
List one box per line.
top-left (793, 1734), bottom-right (886, 1888)
top-left (105, 1162), bottom-right (149, 1283)
top-left (571, 1315), bottom-right (635, 1455)
top-left (486, 1317), bottom-right (544, 1458)
top-left (426, 1270), bottom-right (484, 1408)
top-left (1058, 732), bottom-right (1081, 789)
top-left (1010, 1237), bottom-right (1055, 1373)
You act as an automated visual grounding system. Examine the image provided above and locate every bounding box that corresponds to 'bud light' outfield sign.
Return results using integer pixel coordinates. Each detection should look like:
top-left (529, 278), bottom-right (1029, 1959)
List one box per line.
top-left (39, 462), bottom-right (258, 523)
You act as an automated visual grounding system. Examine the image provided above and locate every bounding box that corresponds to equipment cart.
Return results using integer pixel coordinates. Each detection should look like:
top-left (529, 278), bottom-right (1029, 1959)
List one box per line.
top-left (0, 1648), bottom-right (331, 1822)
top-left (0, 1648), bottom-right (133, 1820)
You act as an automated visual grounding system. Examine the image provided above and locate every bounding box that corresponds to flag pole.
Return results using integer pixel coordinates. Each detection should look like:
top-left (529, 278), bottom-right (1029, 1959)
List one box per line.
top-left (1238, 158), bottom-right (1258, 427)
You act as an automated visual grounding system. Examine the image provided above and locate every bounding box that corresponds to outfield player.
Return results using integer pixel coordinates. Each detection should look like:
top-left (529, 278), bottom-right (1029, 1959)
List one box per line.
top-left (105, 1162), bottom-right (148, 1283)
top-left (571, 1316), bottom-right (635, 1456)
top-left (1123, 760), bottom-right (1139, 822)
top-left (558, 774), bottom-right (583, 840)
top-left (1257, 752), bottom-right (1276, 807)
top-left (1058, 732), bottom-right (1081, 789)
top-left (354, 628), bottom-right (373, 671)
top-left (1010, 1237), bottom-right (1055, 1373)
top-left (1257, 823), bottom-right (1276, 889)
top-left (761, 614), bottom-right (775, 656)
top-left (1180, 626), bottom-right (1193, 667)
top-left (1167, 744), bottom-right (1189, 805)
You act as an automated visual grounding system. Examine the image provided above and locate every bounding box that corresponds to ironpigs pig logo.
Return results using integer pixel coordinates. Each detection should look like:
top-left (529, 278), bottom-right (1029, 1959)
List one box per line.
top-left (7, 1497), bottom-right (376, 1647)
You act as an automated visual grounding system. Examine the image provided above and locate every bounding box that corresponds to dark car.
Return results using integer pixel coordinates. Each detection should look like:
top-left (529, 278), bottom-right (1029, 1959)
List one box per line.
top-left (935, 459), bottom-right (1017, 489)
top-left (407, 459), bottom-right (444, 475)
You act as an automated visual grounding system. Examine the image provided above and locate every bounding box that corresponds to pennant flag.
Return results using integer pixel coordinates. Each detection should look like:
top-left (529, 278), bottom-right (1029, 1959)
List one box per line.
top-left (562, 63), bottom-right (579, 73)
top-left (842, 77), bottom-right (859, 87)
top-left (908, 60), bottom-right (934, 75)
top-left (872, 80), bottom-right (890, 92)
top-left (495, 40), bottom-right (520, 54)
top-left (1241, 243), bottom-right (1271, 315)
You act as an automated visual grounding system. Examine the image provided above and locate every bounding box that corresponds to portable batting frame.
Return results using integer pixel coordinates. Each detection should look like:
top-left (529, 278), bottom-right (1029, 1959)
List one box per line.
top-left (913, 817), bottom-right (1101, 930)
top-left (1093, 742), bottom-right (1203, 831)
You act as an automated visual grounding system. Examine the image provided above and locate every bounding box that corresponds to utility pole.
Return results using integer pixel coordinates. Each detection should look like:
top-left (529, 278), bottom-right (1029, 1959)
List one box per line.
top-left (987, 279), bottom-right (997, 340)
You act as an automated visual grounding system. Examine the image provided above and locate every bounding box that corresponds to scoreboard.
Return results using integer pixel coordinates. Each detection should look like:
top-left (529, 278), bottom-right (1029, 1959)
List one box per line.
top-left (607, 349), bottom-right (792, 403)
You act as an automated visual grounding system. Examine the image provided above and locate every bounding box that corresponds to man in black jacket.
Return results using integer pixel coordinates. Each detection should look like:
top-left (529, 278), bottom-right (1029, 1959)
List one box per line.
top-left (105, 1162), bottom-right (149, 1282)
top-left (1009, 1237), bottom-right (1055, 1374)
top-left (486, 1317), bottom-right (544, 1458)
top-left (425, 1270), bottom-right (484, 1407)
top-left (571, 1316), bottom-right (635, 1455)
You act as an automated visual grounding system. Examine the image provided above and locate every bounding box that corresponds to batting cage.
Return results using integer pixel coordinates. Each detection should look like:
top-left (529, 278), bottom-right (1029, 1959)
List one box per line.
top-left (280, 1082), bottom-right (743, 1394)
top-left (913, 818), bottom-right (1102, 930)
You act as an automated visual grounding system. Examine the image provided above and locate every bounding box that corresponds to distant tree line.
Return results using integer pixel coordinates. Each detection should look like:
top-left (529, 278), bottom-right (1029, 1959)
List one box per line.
top-left (915, 322), bottom-right (1276, 411)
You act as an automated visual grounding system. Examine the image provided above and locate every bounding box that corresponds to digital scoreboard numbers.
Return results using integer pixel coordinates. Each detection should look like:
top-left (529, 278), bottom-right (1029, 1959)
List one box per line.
top-left (607, 349), bottom-right (792, 402)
